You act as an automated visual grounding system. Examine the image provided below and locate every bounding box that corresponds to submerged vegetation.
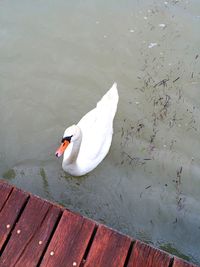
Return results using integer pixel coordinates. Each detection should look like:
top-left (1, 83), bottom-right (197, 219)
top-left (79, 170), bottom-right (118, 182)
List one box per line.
top-left (160, 243), bottom-right (191, 262)
top-left (3, 169), bottom-right (16, 180)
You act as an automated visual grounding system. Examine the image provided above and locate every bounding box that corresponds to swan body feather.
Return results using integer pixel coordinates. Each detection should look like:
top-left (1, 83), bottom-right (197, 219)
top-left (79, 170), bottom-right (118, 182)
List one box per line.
top-left (56, 83), bottom-right (119, 176)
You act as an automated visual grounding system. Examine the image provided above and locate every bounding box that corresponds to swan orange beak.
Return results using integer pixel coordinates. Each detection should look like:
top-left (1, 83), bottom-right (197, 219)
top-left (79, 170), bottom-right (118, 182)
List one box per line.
top-left (55, 140), bottom-right (69, 158)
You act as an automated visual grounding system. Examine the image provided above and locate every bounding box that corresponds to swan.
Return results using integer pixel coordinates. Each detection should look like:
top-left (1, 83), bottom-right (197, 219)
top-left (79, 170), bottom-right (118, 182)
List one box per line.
top-left (55, 83), bottom-right (119, 176)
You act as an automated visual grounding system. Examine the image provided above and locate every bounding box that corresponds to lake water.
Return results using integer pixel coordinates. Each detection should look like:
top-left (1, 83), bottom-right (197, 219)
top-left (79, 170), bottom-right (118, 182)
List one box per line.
top-left (0, 0), bottom-right (200, 264)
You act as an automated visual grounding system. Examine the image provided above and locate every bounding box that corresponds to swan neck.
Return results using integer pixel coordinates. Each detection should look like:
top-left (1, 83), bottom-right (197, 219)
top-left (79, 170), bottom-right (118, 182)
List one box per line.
top-left (63, 129), bottom-right (82, 165)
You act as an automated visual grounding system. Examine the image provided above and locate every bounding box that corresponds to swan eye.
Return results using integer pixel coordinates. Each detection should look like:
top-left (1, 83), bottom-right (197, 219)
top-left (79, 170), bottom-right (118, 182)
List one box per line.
top-left (61, 135), bottom-right (73, 143)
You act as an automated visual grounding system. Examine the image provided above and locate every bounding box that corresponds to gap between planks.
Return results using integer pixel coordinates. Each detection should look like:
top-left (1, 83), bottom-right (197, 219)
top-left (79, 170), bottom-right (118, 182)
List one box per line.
top-left (36, 208), bottom-right (63, 267)
top-left (0, 194), bottom-right (30, 257)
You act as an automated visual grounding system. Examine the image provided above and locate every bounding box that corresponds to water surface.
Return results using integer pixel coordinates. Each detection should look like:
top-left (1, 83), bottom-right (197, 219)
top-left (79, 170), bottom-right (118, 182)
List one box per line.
top-left (0, 0), bottom-right (200, 263)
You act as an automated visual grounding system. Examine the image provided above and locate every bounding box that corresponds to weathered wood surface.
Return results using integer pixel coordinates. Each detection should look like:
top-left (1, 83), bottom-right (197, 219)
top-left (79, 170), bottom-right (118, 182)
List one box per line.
top-left (0, 180), bottom-right (198, 267)
top-left (84, 225), bottom-right (131, 267)
top-left (40, 210), bottom-right (95, 267)
top-left (15, 205), bottom-right (61, 267)
top-left (127, 240), bottom-right (172, 267)
top-left (0, 182), bottom-right (13, 211)
top-left (0, 187), bottom-right (28, 252)
top-left (0, 196), bottom-right (54, 266)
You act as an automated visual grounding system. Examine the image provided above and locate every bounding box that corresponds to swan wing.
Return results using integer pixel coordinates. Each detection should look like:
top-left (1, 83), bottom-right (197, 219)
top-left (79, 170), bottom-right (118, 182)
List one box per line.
top-left (77, 83), bottom-right (119, 167)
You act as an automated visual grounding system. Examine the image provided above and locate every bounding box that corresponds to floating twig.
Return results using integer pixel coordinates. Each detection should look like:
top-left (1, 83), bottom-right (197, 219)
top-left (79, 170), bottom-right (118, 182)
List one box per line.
top-left (173, 77), bottom-right (180, 83)
top-left (153, 78), bottom-right (169, 88)
top-left (145, 185), bottom-right (152, 189)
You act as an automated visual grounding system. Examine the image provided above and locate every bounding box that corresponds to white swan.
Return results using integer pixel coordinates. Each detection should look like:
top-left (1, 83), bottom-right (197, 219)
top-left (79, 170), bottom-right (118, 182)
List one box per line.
top-left (55, 83), bottom-right (119, 176)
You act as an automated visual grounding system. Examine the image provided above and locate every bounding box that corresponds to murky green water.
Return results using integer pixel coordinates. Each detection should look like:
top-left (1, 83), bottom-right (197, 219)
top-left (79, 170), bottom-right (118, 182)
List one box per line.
top-left (0, 0), bottom-right (200, 264)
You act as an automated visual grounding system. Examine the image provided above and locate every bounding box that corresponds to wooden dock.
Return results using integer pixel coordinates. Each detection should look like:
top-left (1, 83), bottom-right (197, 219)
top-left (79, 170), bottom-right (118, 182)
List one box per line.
top-left (0, 180), bottom-right (198, 267)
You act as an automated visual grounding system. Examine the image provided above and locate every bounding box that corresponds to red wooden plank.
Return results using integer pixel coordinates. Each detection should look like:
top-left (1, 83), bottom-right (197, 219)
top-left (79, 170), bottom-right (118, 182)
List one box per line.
top-left (0, 181), bottom-right (13, 211)
top-left (40, 210), bottom-right (96, 267)
top-left (0, 196), bottom-right (51, 267)
top-left (84, 225), bottom-right (132, 267)
top-left (0, 187), bottom-right (28, 251)
top-left (173, 258), bottom-right (198, 267)
top-left (127, 240), bottom-right (171, 267)
top-left (0, 181), bottom-right (198, 267)
top-left (15, 205), bottom-right (61, 267)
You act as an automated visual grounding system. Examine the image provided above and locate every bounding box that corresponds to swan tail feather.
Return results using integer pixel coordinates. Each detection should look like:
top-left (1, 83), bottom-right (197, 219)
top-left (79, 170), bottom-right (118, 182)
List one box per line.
top-left (97, 82), bottom-right (119, 118)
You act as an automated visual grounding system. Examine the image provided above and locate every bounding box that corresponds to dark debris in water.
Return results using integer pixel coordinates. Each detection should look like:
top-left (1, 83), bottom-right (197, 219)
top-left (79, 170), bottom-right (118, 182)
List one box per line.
top-left (145, 185), bottom-right (152, 189)
top-left (153, 78), bottom-right (169, 88)
top-left (121, 151), bottom-right (152, 168)
top-left (172, 76), bottom-right (180, 83)
top-left (173, 166), bottom-right (186, 211)
top-left (140, 185), bottom-right (152, 198)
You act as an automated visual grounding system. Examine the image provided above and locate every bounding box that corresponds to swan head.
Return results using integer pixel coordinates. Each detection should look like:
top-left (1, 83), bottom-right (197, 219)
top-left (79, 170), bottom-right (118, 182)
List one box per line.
top-left (55, 125), bottom-right (81, 158)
